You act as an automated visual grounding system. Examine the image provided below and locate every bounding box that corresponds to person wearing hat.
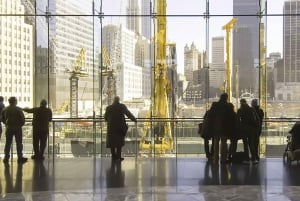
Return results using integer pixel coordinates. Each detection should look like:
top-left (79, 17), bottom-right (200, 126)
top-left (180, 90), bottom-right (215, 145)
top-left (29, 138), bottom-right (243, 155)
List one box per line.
top-left (23, 99), bottom-right (52, 160)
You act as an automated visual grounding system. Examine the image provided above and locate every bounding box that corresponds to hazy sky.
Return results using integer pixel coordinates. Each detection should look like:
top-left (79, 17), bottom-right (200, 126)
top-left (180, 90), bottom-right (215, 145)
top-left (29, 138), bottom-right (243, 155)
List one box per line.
top-left (101, 0), bottom-right (285, 73)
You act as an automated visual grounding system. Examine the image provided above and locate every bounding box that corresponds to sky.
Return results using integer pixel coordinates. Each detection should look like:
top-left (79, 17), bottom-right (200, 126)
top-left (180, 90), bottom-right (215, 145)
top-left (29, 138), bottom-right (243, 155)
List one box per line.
top-left (100, 0), bottom-right (285, 74)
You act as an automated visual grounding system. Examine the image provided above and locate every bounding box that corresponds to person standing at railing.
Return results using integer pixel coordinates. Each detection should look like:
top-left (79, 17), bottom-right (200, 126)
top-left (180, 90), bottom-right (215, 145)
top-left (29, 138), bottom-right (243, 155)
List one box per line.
top-left (236, 98), bottom-right (260, 164)
top-left (209, 93), bottom-right (236, 164)
top-left (23, 99), bottom-right (52, 160)
top-left (0, 96), bottom-right (5, 140)
top-left (1, 97), bottom-right (27, 164)
top-left (200, 109), bottom-right (214, 161)
top-left (251, 99), bottom-right (264, 162)
top-left (104, 96), bottom-right (137, 162)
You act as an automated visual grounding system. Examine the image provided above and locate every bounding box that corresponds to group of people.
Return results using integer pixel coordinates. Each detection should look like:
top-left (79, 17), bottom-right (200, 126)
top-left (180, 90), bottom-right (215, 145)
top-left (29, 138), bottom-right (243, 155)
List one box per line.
top-left (0, 93), bottom-right (265, 165)
top-left (0, 96), bottom-right (52, 164)
top-left (201, 93), bottom-right (264, 165)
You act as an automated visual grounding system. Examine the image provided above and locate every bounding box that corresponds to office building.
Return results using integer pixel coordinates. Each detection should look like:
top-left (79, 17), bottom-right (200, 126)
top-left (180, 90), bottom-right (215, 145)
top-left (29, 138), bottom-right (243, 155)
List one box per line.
top-left (210, 36), bottom-right (225, 89)
top-left (0, 0), bottom-right (33, 107)
top-left (2, 1), bottom-right (300, 201)
top-left (233, 0), bottom-right (260, 96)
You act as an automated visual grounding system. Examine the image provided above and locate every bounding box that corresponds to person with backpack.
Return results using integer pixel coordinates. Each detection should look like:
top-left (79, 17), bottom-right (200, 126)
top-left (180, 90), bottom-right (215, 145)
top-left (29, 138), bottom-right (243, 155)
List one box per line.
top-left (236, 98), bottom-right (260, 164)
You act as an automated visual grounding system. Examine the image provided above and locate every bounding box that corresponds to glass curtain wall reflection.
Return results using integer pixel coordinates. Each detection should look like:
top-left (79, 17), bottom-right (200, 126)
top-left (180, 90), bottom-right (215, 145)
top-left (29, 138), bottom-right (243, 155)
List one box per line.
top-left (0, 0), bottom-right (296, 158)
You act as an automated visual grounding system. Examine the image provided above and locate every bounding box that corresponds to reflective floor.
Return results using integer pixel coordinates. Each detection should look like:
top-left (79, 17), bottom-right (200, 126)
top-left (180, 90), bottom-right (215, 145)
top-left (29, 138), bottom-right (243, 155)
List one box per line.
top-left (0, 157), bottom-right (299, 201)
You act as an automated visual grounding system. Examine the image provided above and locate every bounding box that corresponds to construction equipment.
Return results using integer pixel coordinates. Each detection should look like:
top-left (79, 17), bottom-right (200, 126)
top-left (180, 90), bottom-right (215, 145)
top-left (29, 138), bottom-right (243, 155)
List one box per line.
top-left (101, 47), bottom-right (116, 106)
top-left (222, 18), bottom-right (238, 102)
top-left (139, 0), bottom-right (173, 154)
top-left (66, 48), bottom-right (88, 118)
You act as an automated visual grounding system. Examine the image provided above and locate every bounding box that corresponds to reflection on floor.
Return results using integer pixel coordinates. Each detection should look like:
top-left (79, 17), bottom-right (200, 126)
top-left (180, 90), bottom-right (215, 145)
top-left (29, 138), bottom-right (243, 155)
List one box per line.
top-left (0, 157), bottom-right (299, 200)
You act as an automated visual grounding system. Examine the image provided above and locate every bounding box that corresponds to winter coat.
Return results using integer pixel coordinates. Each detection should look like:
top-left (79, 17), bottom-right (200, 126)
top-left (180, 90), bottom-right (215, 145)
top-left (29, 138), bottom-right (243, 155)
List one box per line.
top-left (209, 101), bottom-right (236, 138)
top-left (1, 105), bottom-right (25, 129)
top-left (201, 110), bottom-right (213, 139)
top-left (23, 106), bottom-right (52, 133)
top-left (104, 102), bottom-right (137, 148)
top-left (236, 104), bottom-right (259, 139)
top-left (252, 106), bottom-right (264, 136)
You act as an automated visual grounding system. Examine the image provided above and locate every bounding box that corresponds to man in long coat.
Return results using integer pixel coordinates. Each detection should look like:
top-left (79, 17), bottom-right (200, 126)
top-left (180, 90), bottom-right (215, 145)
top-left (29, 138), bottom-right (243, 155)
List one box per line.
top-left (209, 93), bottom-right (236, 164)
top-left (104, 96), bottom-right (137, 161)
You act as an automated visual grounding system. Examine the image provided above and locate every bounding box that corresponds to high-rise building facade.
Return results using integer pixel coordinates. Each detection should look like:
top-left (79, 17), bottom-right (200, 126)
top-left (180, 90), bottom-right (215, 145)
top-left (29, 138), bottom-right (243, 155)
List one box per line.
top-left (210, 37), bottom-right (225, 89)
top-left (141, 0), bottom-right (151, 39)
top-left (102, 25), bottom-right (151, 102)
top-left (126, 0), bottom-right (141, 35)
top-left (283, 0), bottom-right (300, 83)
top-left (274, 0), bottom-right (300, 101)
top-left (127, 0), bottom-right (151, 39)
top-left (0, 0), bottom-right (33, 107)
top-left (45, 0), bottom-right (96, 113)
top-left (184, 43), bottom-right (199, 82)
top-left (233, 0), bottom-right (260, 96)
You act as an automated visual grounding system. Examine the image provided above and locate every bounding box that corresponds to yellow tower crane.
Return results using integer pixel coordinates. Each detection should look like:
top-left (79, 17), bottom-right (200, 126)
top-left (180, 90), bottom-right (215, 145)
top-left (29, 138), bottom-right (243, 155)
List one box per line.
top-left (222, 18), bottom-right (238, 102)
top-left (139, 0), bottom-right (173, 154)
top-left (67, 48), bottom-right (88, 118)
top-left (101, 47), bottom-right (116, 106)
top-left (259, 23), bottom-right (267, 112)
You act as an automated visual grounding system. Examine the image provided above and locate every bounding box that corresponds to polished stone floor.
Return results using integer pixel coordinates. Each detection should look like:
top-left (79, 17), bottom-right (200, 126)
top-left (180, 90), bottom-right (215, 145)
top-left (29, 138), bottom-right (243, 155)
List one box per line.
top-left (0, 157), bottom-right (299, 201)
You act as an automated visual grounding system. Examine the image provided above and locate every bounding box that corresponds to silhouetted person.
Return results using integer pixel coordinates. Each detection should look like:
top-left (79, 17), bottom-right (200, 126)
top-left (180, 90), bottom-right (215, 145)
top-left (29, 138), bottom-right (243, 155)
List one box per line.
top-left (209, 93), bottom-right (236, 164)
top-left (23, 99), bottom-right (52, 160)
top-left (0, 96), bottom-right (4, 140)
top-left (236, 98), bottom-right (259, 164)
top-left (251, 99), bottom-right (264, 161)
top-left (104, 96), bottom-right (137, 161)
top-left (1, 97), bottom-right (27, 164)
top-left (201, 109), bottom-right (214, 160)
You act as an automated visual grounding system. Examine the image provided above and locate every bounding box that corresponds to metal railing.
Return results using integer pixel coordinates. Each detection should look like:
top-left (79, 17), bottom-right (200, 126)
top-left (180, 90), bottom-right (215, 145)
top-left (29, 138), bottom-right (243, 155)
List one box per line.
top-left (1, 118), bottom-right (297, 159)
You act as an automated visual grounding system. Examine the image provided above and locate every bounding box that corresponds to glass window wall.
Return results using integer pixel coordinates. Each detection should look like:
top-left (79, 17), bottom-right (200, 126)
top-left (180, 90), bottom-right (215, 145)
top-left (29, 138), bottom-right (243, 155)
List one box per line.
top-left (0, 0), bottom-right (296, 158)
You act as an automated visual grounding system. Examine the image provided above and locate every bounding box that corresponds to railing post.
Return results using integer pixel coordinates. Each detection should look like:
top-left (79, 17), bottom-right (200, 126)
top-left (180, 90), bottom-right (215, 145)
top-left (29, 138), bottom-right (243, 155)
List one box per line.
top-left (52, 121), bottom-right (55, 159)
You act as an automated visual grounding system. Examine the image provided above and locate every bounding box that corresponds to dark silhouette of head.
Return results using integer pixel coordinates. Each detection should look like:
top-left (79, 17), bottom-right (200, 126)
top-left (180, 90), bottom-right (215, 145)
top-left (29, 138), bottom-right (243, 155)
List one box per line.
top-left (40, 99), bottom-right (47, 107)
top-left (251, 99), bottom-right (258, 107)
top-left (8, 97), bottom-right (17, 106)
top-left (240, 98), bottom-right (247, 105)
top-left (113, 96), bottom-right (120, 104)
top-left (219, 93), bottom-right (228, 103)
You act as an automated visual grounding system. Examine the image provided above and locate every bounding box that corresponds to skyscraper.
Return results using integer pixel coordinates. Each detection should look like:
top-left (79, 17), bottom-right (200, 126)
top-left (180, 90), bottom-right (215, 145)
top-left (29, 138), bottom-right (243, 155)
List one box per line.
top-left (141, 0), bottom-right (151, 39)
top-left (283, 0), bottom-right (300, 83)
top-left (233, 0), bottom-right (260, 96)
top-left (126, 0), bottom-right (151, 39)
top-left (0, 0), bottom-right (33, 107)
top-left (275, 0), bottom-right (300, 101)
top-left (45, 0), bottom-right (96, 113)
top-left (210, 37), bottom-right (225, 89)
top-left (126, 0), bottom-right (141, 35)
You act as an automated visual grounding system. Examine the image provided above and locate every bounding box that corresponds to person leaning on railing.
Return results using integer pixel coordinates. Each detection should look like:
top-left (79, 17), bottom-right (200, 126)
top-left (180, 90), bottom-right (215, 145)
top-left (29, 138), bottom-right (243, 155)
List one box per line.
top-left (23, 99), bottom-right (52, 161)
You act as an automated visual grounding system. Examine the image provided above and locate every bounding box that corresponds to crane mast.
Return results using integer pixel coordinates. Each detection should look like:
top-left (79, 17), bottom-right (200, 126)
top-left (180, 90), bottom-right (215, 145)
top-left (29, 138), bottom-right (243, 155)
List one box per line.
top-left (68, 48), bottom-right (87, 118)
top-left (140, 0), bottom-right (173, 154)
top-left (222, 18), bottom-right (238, 102)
